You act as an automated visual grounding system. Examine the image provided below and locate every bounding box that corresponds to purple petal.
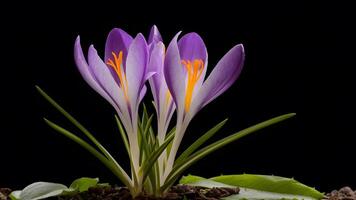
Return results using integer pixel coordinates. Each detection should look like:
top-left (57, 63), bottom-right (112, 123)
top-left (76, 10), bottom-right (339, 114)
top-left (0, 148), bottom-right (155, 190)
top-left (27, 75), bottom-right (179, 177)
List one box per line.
top-left (145, 71), bottom-right (157, 81)
top-left (148, 25), bottom-right (163, 45)
top-left (104, 29), bottom-right (133, 86)
top-left (125, 33), bottom-right (149, 105)
top-left (139, 85), bottom-right (147, 103)
top-left (148, 42), bottom-right (165, 106)
top-left (178, 32), bottom-right (207, 62)
top-left (74, 36), bottom-right (118, 108)
top-left (149, 77), bottom-right (159, 113)
top-left (87, 45), bottom-right (128, 114)
top-left (105, 28), bottom-right (133, 69)
top-left (177, 32), bottom-right (208, 96)
top-left (164, 32), bottom-right (186, 111)
top-left (198, 44), bottom-right (245, 108)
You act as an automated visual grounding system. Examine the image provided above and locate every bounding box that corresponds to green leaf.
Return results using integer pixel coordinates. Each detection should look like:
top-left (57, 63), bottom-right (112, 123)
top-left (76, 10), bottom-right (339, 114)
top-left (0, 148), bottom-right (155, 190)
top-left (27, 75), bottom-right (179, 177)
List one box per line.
top-left (180, 175), bottom-right (324, 200)
top-left (211, 175), bottom-right (324, 199)
top-left (165, 127), bottom-right (176, 140)
top-left (138, 114), bottom-right (153, 164)
top-left (44, 119), bottom-right (132, 189)
top-left (165, 126), bottom-right (176, 156)
top-left (9, 191), bottom-right (21, 200)
top-left (142, 104), bottom-right (157, 147)
top-left (175, 118), bottom-right (228, 167)
top-left (37, 86), bottom-right (132, 189)
top-left (114, 115), bottom-right (130, 157)
top-left (162, 113), bottom-right (296, 190)
top-left (9, 178), bottom-right (101, 200)
top-left (36, 86), bottom-right (115, 163)
top-left (140, 132), bottom-right (175, 183)
top-left (143, 115), bottom-right (154, 141)
top-left (69, 177), bottom-right (99, 192)
top-left (10, 182), bottom-right (68, 200)
top-left (138, 110), bottom-right (160, 192)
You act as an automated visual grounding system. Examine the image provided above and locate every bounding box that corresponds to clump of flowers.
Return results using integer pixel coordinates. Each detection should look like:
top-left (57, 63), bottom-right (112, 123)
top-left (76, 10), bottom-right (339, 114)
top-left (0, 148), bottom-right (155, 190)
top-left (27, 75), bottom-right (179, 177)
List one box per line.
top-left (37, 25), bottom-right (295, 197)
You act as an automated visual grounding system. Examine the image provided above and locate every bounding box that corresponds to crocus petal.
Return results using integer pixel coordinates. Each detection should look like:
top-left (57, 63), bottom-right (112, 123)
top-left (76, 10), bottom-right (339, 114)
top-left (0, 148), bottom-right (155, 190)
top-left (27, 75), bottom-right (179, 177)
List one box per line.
top-left (148, 42), bottom-right (165, 106)
top-left (178, 33), bottom-right (208, 103)
top-left (125, 33), bottom-right (149, 105)
top-left (88, 46), bottom-right (133, 130)
top-left (197, 44), bottom-right (245, 108)
top-left (104, 28), bottom-right (133, 67)
top-left (164, 32), bottom-right (186, 112)
top-left (148, 25), bottom-right (162, 45)
top-left (144, 71), bottom-right (156, 82)
top-left (178, 33), bottom-right (207, 62)
top-left (139, 85), bottom-right (147, 104)
top-left (74, 36), bottom-right (117, 109)
top-left (165, 102), bottom-right (175, 125)
top-left (87, 45), bottom-right (128, 114)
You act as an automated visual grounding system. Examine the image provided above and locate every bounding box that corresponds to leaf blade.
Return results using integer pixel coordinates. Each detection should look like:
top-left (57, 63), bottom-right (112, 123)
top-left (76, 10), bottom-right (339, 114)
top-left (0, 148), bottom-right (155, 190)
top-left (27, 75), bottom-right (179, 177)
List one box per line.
top-left (114, 115), bottom-right (130, 157)
top-left (13, 182), bottom-right (67, 200)
top-left (211, 174), bottom-right (324, 199)
top-left (36, 86), bottom-right (132, 188)
top-left (44, 119), bottom-right (132, 188)
top-left (162, 113), bottom-right (296, 190)
top-left (37, 87), bottom-right (114, 160)
top-left (174, 118), bottom-right (228, 167)
top-left (180, 174), bottom-right (324, 200)
top-left (69, 177), bottom-right (99, 193)
top-left (140, 132), bottom-right (175, 183)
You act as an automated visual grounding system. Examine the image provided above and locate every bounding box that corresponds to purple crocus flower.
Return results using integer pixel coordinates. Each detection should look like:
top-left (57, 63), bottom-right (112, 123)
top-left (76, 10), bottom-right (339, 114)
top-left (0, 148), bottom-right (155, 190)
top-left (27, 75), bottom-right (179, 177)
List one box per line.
top-left (147, 26), bottom-right (175, 145)
top-left (163, 32), bottom-right (245, 179)
top-left (74, 29), bottom-right (150, 179)
top-left (147, 25), bottom-right (176, 182)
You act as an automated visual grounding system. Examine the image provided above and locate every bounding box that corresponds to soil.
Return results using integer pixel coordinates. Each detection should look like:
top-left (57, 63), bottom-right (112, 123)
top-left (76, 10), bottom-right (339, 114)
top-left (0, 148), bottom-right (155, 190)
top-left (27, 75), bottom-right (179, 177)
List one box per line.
top-left (55, 185), bottom-right (240, 200)
top-left (0, 188), bottom-right (11, 200)
top-left (1, 186), bottom-right (355, 200)
top-left (324, 187), bottom-right (356, 200)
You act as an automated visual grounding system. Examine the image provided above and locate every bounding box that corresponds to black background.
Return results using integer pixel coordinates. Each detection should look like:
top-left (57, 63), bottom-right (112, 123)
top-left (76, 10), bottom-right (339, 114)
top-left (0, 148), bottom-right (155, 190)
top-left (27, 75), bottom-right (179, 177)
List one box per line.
top-left (2, 1), bottom-right (355, 193)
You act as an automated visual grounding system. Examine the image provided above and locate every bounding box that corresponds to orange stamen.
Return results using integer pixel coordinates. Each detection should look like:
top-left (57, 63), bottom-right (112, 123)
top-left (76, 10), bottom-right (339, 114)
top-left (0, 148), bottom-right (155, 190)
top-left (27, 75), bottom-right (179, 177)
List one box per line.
top-left (106, 51), bottom-right (129, 101)
top-left (181, 59), bottom-right (204, 112)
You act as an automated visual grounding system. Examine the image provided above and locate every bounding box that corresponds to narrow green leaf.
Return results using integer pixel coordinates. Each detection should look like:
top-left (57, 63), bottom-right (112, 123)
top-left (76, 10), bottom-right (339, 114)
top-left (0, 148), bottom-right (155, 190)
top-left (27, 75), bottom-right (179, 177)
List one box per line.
top-left (149, 127), bottom-right (156, 146)
top-left (36, 86), bottom-right (132, 190)
top-left (175, 119), bottom-right (228, 167)
top-left (114, 115), bottom-right (130, 156)
top-left (165, 127), bottom-right (176, 140)
top-left (153, 157), bottom-right (161, 193)
top-left (36, 86), bottom-right (119, 167)
top-left (143, 115), bottom-right (158, 194)
top-left (138, 109), bottom-right (158, 193)
top-left (142, 104), bottom-right (157, 148)
top-left (162, 113), bottom-right (296, 191)
top-left (138, 115), bottom-right (152, 164)
top-left (165, 126), bottom-right (176, 157)
top-left (44, 119), bottom-right (132, 189)
top-left (142, 103), bottom-right (150, 125)
top-left (143, 115), bottom-right (154, 140)
top-left (140, 132), bottom-right (175, 183)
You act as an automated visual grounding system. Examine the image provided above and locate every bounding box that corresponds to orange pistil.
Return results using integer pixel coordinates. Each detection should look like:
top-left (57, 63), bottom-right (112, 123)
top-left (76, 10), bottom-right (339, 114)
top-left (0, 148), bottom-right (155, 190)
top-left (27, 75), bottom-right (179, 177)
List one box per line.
top-left (181, 59), bottom-right (205, 112)
top-left (106, 51), bottom-right (129, 101)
